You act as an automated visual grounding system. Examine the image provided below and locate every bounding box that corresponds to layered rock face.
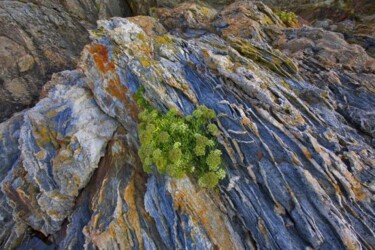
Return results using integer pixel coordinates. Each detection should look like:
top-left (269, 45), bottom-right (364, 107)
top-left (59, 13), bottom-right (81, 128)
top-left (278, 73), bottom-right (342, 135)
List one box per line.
top-left (0, 0), bottom-right (236, 123)
top-left (0, 1), bottom-right (374, 249)
top-left (0, 0), bottom-right (132, 122)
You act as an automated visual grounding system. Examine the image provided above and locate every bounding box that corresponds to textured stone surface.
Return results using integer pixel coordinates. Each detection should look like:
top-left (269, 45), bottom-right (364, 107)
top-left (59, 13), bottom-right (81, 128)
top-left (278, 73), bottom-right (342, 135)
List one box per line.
top-left (0, 112), bottom-right (27, 249)
top-left (0, 1), bottom-right (374, 249)
top-left (0, 0), bottom-right (132, 122)
top-left (313, 16), bottom-right (375, 58)
top-left (127, 0), bottom-right (234, 15)
top-left (260, 0), bottom-right (375, 21)
top-left (0, 0), bottom-right (236, 123)
top-left (260, 0), bottom-right (375, 57)
top-left (0, 70), bottom-right (118, 247)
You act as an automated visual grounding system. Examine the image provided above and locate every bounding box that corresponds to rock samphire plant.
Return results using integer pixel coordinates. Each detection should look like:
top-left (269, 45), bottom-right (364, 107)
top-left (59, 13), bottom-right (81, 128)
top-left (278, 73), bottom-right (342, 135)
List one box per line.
top-left (275, 10), bottom-right (299, 27)
top-left (135, 88), bottom-right (226, 188)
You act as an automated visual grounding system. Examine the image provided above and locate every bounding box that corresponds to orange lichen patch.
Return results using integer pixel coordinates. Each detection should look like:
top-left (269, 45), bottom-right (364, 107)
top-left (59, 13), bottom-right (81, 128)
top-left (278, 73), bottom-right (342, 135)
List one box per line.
top-left (87, 178), bottom-right (140, 249)
top-left (333, 183), bottom-right (344, 198)
top-left (87, 44), bottom-right (116, 74)
top-left (86, 43), bottom-right (140, 121)
top-left (301, 147), bottom-right (312, 160)
top-left (346, 175), bottom-right (369, 202)
top-left (31, 123), bottom-right (58, 149)
top-left (169, 178), bottom-right (238, 249)
top-left (107, 78), bottom-right (140, 121)
top-left (89, 208), bottom-right (137, 250)
top-left (258, 219), bottom-right (268, 241)
top-left (106, 78), bottom-right (127, 102)
top-left (123, 177), bottom-right (143, 247)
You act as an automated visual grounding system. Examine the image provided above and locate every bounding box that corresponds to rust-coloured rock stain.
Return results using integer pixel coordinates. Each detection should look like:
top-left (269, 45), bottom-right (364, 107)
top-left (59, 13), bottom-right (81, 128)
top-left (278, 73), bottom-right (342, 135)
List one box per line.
top-left (123, 177), bottom-right (143, 247)
top-left (87, 44), bottom-right (139, 120)
top-left (87, 44), bottom-right (116, 74)
top-left (169, 178), bottom-right (239, 249)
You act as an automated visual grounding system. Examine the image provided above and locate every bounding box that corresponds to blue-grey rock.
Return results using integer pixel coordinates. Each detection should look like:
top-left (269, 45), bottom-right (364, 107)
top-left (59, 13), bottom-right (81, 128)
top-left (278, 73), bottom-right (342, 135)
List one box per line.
top-left (1, 70), bottom-right (118, 239)
top-left (0, 1), bottom-right (374, 249)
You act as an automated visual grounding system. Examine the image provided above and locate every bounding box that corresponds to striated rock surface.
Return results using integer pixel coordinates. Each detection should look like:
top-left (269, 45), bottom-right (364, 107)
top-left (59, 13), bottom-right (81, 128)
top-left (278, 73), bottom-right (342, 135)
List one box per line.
top-left (0, 1), bottom-right (374, 249)
top-left (0, 70), bottom-right (118, 248)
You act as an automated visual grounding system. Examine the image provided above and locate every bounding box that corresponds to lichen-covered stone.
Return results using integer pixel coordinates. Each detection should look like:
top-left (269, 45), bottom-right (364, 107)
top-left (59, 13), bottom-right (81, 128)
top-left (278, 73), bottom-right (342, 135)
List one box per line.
top-left (1, 70), bottom-right (118, 238)
top-left (0, 1), bottom-right (374, 249)
top-left (77, 8), bottom-right (374, 248)
top-left (0, 0), bottom-right (133, 122)
top-left (0, 112), bottom-right (28, 249)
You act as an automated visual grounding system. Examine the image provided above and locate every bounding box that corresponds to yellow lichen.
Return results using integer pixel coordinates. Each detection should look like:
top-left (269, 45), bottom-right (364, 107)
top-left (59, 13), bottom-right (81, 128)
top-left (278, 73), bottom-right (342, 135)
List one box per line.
top-left (140, 59), bottom-right (152, 67)
top-left (137, 32), bottom-right (146, 41)
top-left (154, 34), bottom-right (173, 45)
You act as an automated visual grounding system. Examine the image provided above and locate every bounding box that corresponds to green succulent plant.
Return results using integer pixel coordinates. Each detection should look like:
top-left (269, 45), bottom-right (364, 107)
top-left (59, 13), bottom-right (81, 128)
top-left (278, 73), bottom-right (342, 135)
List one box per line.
top-left (135, 88), bottom-right (226, 188)
top-left (276, 10), bottom-right (299, 27)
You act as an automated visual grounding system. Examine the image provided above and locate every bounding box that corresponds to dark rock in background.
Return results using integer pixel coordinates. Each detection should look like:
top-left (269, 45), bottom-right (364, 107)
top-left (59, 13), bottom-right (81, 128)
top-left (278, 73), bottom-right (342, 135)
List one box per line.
top-left (260, 0), bottom-right (375, 21)
top-left (0, 0), bottom-right (132, 122)
top-left (261, 0), bottom-right (375, 57)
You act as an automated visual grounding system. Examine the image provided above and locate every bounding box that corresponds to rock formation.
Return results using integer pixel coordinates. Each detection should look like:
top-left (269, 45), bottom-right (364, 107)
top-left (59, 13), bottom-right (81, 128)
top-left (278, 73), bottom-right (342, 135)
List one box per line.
top-left (261, 0), bottom-right (375, 21)
top-left (0, 0), bottom-right (132, 122)
top-left (0, 1), bottom-right (374, 249)
top-left (0, 0), bottom-right (237, 123)
top-left (261, 0), bottom-right (375, 58)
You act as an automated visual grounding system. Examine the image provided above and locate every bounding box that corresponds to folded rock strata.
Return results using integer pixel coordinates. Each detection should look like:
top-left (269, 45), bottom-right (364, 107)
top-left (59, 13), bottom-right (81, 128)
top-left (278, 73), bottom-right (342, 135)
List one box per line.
top-left (0, 1), bottom-right (374, 249)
